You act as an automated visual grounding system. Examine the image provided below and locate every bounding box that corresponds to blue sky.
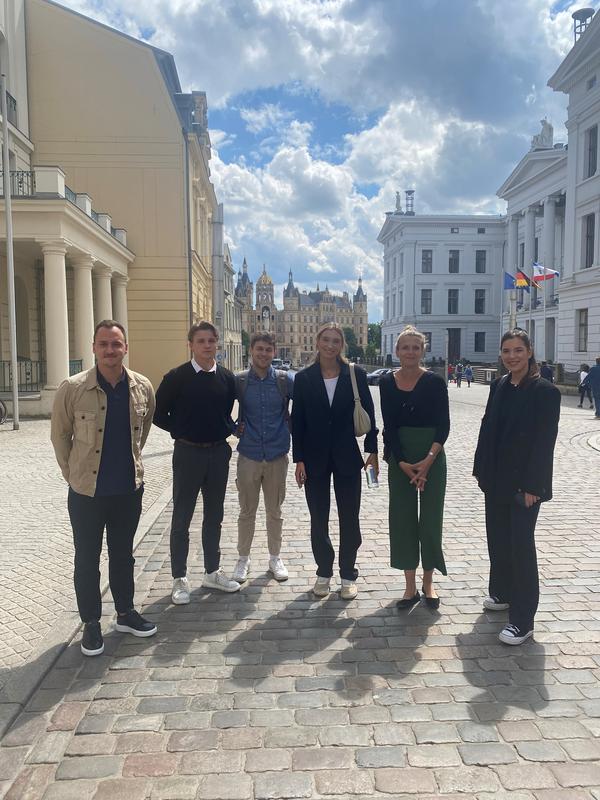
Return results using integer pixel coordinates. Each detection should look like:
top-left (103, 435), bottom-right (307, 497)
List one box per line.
top-left (60, 0), bottom-right (597, 320)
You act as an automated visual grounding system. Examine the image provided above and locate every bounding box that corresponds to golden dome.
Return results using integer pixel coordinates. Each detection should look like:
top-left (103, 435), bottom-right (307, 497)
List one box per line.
top-left (256, 265), bottom-right (273, 285)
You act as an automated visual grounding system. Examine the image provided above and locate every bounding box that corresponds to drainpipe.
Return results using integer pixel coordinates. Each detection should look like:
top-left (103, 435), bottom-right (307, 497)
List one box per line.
top-left (183, 132), bottom-right (193, 327)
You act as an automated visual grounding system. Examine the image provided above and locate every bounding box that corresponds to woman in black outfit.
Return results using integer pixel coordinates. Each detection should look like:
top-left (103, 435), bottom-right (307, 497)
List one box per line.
top-left (473, 329), bottom-right (560, 645)
top-left (379, 327), bottom-right (450, 610)
top-left (292, 323), bottom-right (378, 600)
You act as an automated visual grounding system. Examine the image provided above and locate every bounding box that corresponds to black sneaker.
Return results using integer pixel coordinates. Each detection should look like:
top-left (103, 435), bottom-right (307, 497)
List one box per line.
top-left (81, 621), bottom-right (104, 656)
top-left (499, 623), bottom-right (533, 645)
top-left (115, 609), bottom-right (157, 638)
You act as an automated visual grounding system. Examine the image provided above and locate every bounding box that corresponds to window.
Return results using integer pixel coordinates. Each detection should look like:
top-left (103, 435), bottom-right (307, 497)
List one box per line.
top-left (398, 290), bottom-right (403, 316)
top-left (474, 332), bottom-right (486, 352)
top-left (585, 125), bottom-right (598, 179)
top-left (384, 295), bottom-right (389, 319)
top-left (449, 250), bottom-right (459, 273)
top-left (584, 213), bottom-right (595, 268)
top-left (475, 250), bottom-right (486, 273)
top-left (421, 249), bottom-right (432, 273)
top-left (391, 294), bottom-right (396, 317)
top-left (421, 289), bottom-right (432, 315)
top-left (448, 289), bottom-right (459, 314)
top-left (577, 309), bottom-right (588, 351)
top-left (474, 289), bottom-right (486, 314)
top-left (477, 227), bottom-right (486, 234)
top-left (588, 75), bottom-right (597, 91)
top-left (450, 227), bottom-right (459, 234)
top-left (423, 332), bottom-right (432, 352)
top-left (399, 252), bottom-right (404, 275)
top-left (519, 242), bottom-right (525, 269)
top-left (392, 256), bottom-right (397, 280)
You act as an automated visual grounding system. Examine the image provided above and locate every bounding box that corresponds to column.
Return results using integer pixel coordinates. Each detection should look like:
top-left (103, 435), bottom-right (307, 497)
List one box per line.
top-left (507, 215), bottom-right (519, 274)
top-left (111, 274), bottom-right (129, 331)
top-left (41, 241), bottom-right (69, 389)
top-left (112, 273), bottom-right (129, 366)
top-left (542, 196), bottom-right (557, 311)
top-left (72, 255), bottom-right (95, 370)
top-left (523, 206), bottom-right (536, 276)
top-left (94, 265), bottom-right (113, 323)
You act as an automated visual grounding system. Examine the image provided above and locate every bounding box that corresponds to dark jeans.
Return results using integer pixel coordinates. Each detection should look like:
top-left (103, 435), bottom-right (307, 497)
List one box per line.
top-left (594, 391), bottom-right (600, 415)
top-left (170, 440), bottom-right (232, 577)
top-left (578, 385), bottom-right (593, 405)
top-left (485, 494), bottom-right (540, 632)
top-left (305, 464), bottom-right (362, 580)
top-left (68, 486), bottom-right (143, 623)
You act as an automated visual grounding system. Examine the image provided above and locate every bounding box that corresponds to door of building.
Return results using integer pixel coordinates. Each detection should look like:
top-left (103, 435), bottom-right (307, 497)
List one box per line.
top-left (448, 328), bottom-right (461, 363)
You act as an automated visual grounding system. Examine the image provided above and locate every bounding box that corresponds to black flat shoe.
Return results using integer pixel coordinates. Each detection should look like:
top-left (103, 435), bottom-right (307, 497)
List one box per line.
top-left (396, 592), bottom-right (420, 609)
top-left (422, 586), bottom-right (440, 610)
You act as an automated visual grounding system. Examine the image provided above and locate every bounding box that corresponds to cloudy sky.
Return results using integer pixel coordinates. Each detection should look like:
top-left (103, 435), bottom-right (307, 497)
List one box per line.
top-left (60, 0), bottom-right (595, 319)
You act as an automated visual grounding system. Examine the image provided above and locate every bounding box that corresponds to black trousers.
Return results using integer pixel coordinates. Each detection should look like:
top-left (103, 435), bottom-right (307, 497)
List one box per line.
top-left (305, 465), bottom-right (362, 581)
top-left (68, 486), bottom-right (143, 623)
top-left (170, 440), bottom-right (231, 577)
top-left (485, 494), bottom-right (540, 632)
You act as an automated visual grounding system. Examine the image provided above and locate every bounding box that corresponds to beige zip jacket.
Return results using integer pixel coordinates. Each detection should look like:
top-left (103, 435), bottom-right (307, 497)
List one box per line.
top-left (50, 366), bottom-right (156, 497)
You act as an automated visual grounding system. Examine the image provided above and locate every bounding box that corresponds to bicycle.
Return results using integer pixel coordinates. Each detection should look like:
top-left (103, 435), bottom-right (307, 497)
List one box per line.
top-left (0, 398), bottom-right (7, 425)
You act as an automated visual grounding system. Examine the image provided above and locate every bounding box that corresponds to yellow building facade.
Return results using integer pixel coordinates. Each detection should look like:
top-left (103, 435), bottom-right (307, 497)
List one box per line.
top-left (25, 0), bottom-right (219, 387)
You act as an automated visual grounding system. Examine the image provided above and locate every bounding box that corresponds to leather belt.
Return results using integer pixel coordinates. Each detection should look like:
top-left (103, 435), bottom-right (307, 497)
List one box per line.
top-left (177, 438), bottom-right (226, 448)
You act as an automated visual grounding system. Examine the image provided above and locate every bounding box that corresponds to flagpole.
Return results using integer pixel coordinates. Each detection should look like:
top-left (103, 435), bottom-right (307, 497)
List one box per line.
top-left (528, 260), bottom-right (533, 340)
top-left (542, 266), bottom-right (547, 361)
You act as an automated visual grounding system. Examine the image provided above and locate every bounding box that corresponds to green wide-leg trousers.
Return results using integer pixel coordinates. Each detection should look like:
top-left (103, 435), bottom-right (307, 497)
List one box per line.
top-left (387, 426), bottom-right (447, 575)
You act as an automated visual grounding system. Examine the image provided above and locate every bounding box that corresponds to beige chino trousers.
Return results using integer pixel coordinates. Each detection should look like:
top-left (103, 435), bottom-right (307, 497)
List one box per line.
top-left (236, 453), bottom-right (288, 557)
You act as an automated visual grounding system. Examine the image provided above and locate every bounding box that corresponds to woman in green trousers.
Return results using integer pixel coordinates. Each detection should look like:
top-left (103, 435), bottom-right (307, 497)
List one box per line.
top-left (379, 326), bottom-right (450, 609)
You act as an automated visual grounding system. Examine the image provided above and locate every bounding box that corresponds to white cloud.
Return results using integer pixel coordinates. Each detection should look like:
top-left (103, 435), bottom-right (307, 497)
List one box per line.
top-left (239, 103), bottom-right (293, 134)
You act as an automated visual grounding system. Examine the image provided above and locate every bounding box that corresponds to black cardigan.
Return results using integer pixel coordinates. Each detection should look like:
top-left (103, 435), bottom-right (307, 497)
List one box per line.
top-left (473, 375), bottom-right (561, 501)
top-left (291, 362), bottom-right (378, 477)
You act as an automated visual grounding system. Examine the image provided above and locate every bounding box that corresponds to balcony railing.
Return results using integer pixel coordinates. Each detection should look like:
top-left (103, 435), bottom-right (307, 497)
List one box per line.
top-left (0, 359), bottom-right (83, 393)
top-left (6, 92), bottom-right (17, 127)
top-left (64, 185), bottom-right (77, 204)
top-left (0, 170), bottom-right (36, 197)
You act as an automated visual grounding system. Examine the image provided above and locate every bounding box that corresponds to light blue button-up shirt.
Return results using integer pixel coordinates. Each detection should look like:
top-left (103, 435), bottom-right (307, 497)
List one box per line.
top-left (237, 367), bottom-right (294, 462)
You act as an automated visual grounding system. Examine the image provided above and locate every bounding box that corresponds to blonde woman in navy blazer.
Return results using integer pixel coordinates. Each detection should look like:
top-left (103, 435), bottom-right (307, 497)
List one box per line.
top-left (292, 323), bottom-right (378, 600)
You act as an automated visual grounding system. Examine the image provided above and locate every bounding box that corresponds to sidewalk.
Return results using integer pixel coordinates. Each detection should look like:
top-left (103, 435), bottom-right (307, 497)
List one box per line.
top-left (1, 387), bottom-right (600, 799)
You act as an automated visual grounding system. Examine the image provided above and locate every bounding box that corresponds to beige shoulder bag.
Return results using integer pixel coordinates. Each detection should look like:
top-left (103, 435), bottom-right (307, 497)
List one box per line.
top-left (349, 363), bottom-right (371, 437)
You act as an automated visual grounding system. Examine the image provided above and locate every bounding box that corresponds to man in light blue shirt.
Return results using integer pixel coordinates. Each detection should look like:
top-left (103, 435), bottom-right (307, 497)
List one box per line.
top-left (233, 332), bottom-right (294, 583)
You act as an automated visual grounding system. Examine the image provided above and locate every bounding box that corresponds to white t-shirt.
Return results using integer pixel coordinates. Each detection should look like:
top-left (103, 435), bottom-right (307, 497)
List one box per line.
top-left (580, 370), bottom-right (588, 384)
top-left (324, 376), bottom-right (338, 406)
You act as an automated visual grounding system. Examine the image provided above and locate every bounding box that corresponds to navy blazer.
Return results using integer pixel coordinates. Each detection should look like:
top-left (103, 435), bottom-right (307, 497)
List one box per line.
top-left (291, 362), bottom-right (378, 477)
top-left (473, 375), bottom-right (560, 501)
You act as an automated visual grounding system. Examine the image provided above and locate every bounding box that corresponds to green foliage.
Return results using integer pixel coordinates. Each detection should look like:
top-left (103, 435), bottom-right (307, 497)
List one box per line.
top-left (368, 322), bottom-right (381, 350)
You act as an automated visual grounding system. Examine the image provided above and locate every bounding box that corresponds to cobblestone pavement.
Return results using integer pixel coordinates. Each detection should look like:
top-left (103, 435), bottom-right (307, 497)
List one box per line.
top-left (0, 420), bottom-right (174, 684)
top-left (1, 385), bottom-right (600, 799)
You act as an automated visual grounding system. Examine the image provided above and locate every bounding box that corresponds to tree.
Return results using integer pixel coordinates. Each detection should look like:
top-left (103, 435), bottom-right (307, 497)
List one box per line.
top-left (241, 330), bottom-right (249, 364)
top-left (368, 322), bottom-right (382, 352)
top-left (343, 327), bottom-right (364, 362)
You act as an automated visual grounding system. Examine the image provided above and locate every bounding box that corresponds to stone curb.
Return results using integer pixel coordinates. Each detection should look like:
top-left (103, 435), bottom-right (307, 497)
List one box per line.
top-left (0, 481), bottom-right (173, 740)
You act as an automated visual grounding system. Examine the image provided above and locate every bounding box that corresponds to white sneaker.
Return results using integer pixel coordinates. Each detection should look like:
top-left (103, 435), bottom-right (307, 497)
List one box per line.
top-left (268, 556), bottom-right (288, 582)
top-left (171, 577), bottom-right (190, 605)
top-left (499, 624), bottom-right (533, 645)
top-left (483, 595), bottom-right (509, 611)
top-left (313, 577), bottom-right (331, 597)
top-left (202, 569), bottom-right (241, 593)
top-left (340, 579), bottom-right (358, 600)
top-left (232, 557), bottom-right (250, 583)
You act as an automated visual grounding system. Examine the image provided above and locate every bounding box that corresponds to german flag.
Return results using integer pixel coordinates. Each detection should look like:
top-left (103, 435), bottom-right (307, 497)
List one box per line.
top-left (515, 271), bottom-right (540, 290)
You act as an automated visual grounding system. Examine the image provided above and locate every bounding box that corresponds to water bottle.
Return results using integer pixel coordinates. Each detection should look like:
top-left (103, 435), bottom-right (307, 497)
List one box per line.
top-left (365, 464), bottom-right (379, 489)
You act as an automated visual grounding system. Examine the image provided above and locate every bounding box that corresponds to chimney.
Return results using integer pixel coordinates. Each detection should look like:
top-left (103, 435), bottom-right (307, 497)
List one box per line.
top-left (405, 189), bottom-right (415, 216)
top-left (572, 8), bottom-right (595, 41)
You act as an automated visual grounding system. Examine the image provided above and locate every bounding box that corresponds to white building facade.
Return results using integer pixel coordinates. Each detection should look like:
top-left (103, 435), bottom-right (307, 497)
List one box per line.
top-left (378, 210), bottom-right (506, 364)
top-left (548, 12), bottom-right (600, 369)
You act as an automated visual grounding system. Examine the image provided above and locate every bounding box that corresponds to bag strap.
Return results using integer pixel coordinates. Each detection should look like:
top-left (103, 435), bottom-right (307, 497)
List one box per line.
top-left (349, 363), bottom-right (360, 403)
top-left (234, 370), bottom-right (250, 422)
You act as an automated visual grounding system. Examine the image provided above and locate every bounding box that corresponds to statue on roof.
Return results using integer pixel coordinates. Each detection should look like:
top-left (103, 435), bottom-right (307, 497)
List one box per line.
top-left (395, 191), bottom-right (403, 213)
top-left (531, 118), bottom-right (553, 150)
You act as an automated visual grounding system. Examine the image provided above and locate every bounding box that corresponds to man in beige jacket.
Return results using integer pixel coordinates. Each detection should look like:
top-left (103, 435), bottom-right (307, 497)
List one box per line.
top-left (51, 320), bottom-right (157, 656)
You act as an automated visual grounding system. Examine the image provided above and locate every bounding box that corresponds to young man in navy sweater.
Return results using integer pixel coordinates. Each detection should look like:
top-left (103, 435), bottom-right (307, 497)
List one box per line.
top-left (154, 321), bottom-right (240, 602)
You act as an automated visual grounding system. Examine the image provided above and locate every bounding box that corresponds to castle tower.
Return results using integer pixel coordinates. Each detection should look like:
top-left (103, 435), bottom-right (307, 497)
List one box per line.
top-left (255, 264), bottom-right (275, 332)
top-left (353, 276), bottom-right (368, 349)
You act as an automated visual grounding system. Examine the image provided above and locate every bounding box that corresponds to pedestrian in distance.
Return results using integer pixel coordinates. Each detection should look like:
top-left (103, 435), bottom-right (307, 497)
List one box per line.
top-left (455, 361), bottom-right (464, 388)
top-left (50, 320), bottom-right (157, 656)
top-left (580, 356), bottom-right (600, 419)
top-left (577, 363), bottom-right (594, 410)
top-left (540, 361), bottom-right (554, 383)
top-left (232, 332), bottom-right (294, 584)
top-left (379, 326), bottom-right (450, 611)
top-left (291, 323), bottom-right (378, 600)
top-left (154, 321), bottom-right (240, 603)
top-left (473, 328), bottom-right (560, 645)
top-left (447, 363), bottom-right (454, 384)
top-left (464, 364), bottom-right (473, 388)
